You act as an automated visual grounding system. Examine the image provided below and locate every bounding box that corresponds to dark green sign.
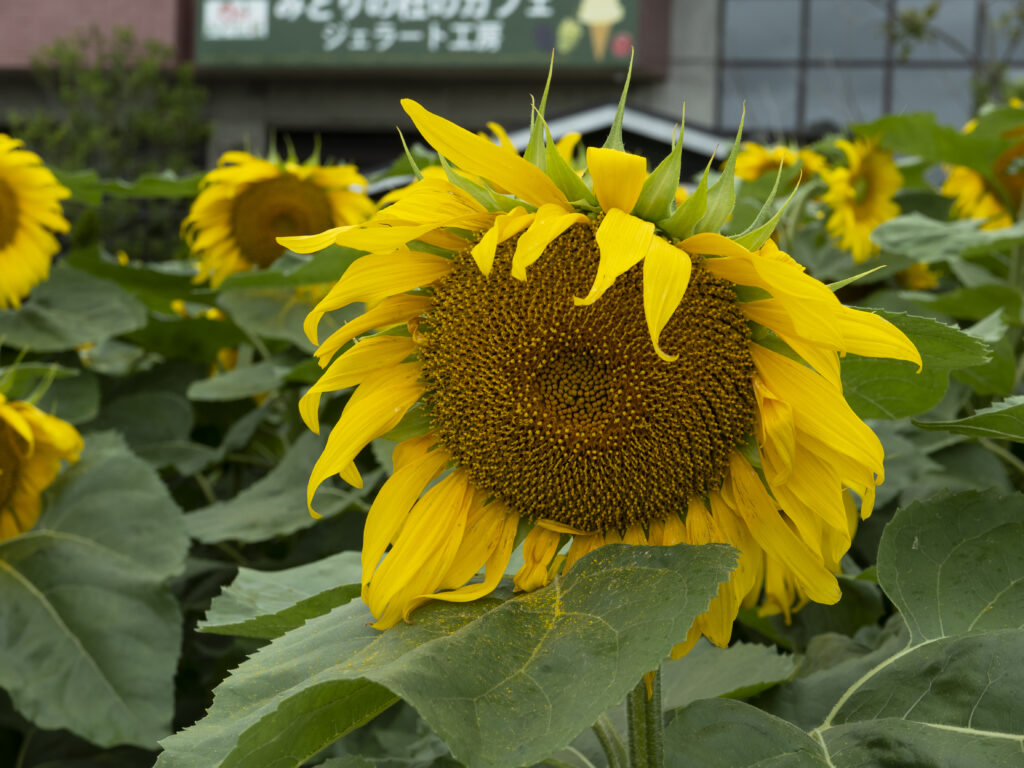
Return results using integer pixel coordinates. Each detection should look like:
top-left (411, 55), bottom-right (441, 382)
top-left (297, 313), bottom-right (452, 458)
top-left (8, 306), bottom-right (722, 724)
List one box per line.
top-left (193, 0), bottom-right (647, 70)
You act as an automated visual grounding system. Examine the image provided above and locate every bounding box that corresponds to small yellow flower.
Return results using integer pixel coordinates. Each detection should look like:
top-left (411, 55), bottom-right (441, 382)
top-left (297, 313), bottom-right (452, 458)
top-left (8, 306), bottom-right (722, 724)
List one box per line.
top-left (898, 262), bottom-right (940, 291)
top-left (821, 137), bottom-right (902, 263)
top-left (182, 149), bottom-right (374, 288)
top-left (0, 395), bottom-right (83, 541)
top-left (282, 90), bottom-right (921, 655)
top-left (734, 142), bottom-right (826, 182)
top-left (0, 134), bottom-right (71, 309)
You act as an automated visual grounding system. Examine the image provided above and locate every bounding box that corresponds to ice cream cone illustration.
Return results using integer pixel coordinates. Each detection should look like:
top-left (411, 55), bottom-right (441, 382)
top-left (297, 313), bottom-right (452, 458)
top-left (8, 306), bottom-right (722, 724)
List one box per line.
top-left (577, 0), bottom-right (625, 61)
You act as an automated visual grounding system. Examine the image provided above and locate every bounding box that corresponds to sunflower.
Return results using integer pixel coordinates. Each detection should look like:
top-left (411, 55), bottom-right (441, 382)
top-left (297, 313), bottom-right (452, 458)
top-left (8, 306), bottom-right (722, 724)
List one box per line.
top-left (0, 394), bottom-right (83, 541)
top-left (182, 147), bottom-right (374, 288)
top-left (282, 89), bottom-right (920, 653)
top-left (821, 137), bottom-right (902, 263)
top-left (0, 134), bottom-right (71, 309)
top-left (734, 142), bottom-right (826, 182)
top-left (940, 102), bottom-right (1023, 230)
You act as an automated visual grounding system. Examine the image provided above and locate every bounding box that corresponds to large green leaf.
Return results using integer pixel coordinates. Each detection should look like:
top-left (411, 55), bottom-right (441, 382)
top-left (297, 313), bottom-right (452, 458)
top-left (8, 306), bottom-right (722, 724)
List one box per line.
top-left (670, 488), bottom-right (1024, 765)
top-left (184, 432), bottom-right (379, 544)
top-left (0, 264), bottom-right (147, 352)
top-left (156, 542), bottom-right (736, 768)
top-left (64, 246), bottom-right (202, 311)
top-left (218, 288), bottom-right (349, 352)
top-left (854, 112), bottom-right (1007, 174)
top-left (0, 433), bottom-right (187, 748)
top-left (199, 551), bottom-right (362, 639)
top-left (186, 361), bottom-right (284, 401)
top-left (840, 310), bottom-right (991, 419)
top-left (871, 213), bottom-right (1024, 263)
top-left (218, 245), bottom-right (363, 290)
top-left (914, 395), bottom-right (1024, 442)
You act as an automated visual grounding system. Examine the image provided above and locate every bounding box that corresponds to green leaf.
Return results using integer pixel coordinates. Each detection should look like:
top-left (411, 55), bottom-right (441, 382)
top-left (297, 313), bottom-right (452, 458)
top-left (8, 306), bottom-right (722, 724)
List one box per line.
top-left (33, 370), bottom-right (101, 425)
top-left (877, 488), bottom-right (1024, 644)
top-left (219, 246), bottom-right (363, 290)
top-left (914, 395), bottom-right (1024, 441)
top-left (664, 699), bottom-right (829, 768)
top-left (0, 433), bottom-right (187, 748)
top-left (186, 361), bottom-right (284, 401)
top-left (840, 310), bottom-right (991, 419)
top-left (909, 283), bottom-right (1023, 324)
top-left (0, 264), bottom-right (147, 352)
top-left (88, 390), bottom-right (193, 455)
top-left (632, 111), bottom-right (684, 222)
top-left (218, 288), bottom-right (349, 352)
top-left (184, 432), bottom-right (379, 544)
top-left (199, 551), bottom-right (363, 639)
top-left (697, 105), bottom-right (744, 234)
top-left (64, 246), bottom-right (199, 310)
top-left (871, 213), bottom-right (1024, 263)
top-left (155, 543), bottom-right (736, 768)
top-left (660, 640), bottom-right (796, 713)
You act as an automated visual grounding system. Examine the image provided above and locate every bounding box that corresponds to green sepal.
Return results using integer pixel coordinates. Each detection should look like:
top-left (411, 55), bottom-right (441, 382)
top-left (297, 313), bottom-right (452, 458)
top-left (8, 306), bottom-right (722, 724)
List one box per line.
top-left (438, 155), bottom-right (502, 212)
top-left (524, 53), bottom-right (555, 169)
top-left (602, 50), bottom-right (634, 152)
top-left (697, 103), bottom-right (745, 234)
top-left (633, 107), bottom-right (685, 222)
top-left (380, 403), bottom-right (432, 441)
top-left (396, 128), bottom-right (425, 181)
top-left (731, 172), bottom-right (801, 251)
top-left (827, 265), bottom-right (887, 292)
top-left (659, 155), bottom-right (714, 239)
top-left (543, 119), bottom-right (598, 206)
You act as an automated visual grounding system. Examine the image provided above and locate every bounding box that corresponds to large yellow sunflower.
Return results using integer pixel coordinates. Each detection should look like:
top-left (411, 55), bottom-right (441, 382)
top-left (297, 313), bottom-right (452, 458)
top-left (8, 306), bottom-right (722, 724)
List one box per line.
top-left (0, 394), bottom-right (83, 541)
top-left (282, 91), bottom-right (920, 655)
top-left (0, 134), bottom-right (71, 309)
top-left (941, 101), bottom-right (1023, 230)
top-left (821, 137), bottom-right (902, 263)
top-left (182, 148), bottom-right (374, 288)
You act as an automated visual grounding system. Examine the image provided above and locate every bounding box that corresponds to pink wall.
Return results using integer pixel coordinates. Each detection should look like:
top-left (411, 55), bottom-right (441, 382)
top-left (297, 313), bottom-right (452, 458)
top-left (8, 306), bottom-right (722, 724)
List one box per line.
top-left (0, 0), bottom-right (183, 69)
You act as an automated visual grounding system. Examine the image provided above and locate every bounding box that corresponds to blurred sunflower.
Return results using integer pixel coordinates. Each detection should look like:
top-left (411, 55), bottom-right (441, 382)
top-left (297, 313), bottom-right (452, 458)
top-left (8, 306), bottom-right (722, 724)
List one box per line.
top-left (821, 137), bottom-right (902, 263)
top-left (0, 134), bottom-right (71, 309)
top-left (284, 88), bottom-right (920, 654)
top-left (941, 101), bottom-right (1023, 230)
top-left (734, 142), bottom-right (825, 182)
top-left (0, 394), bottom-right (83, 541)
top-left (182, 146), bottom-right (374, 288)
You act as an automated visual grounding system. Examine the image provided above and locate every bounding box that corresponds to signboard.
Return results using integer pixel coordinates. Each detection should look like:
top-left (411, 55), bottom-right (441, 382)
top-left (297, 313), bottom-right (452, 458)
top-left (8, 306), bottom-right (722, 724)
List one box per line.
top-left (193, 0), bottom-right (663, 73)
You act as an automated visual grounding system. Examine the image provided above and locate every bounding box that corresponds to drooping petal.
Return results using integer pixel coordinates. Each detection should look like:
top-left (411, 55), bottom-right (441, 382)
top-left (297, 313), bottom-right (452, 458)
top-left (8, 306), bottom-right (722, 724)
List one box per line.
top-left (510, 204), bottom-right (588, 280)
top-left (277, 226), bottom-right (349, 254)
top-left (471, 206), bottom-right (534, 275)
top-left (837, 306), bottom-right (922, 369)
top-left (306, 364), bottom-right (425, 513)
top-left (313, 294), bottom-right (432, 364)
top-left (642, 239), bottom-right (692, 362)
top-left (587, 146), bottom-right (647, 213)
top-left (514, 525), bottom-right (561, 591)
top-left (402, 99), bottom-right (570, 210)
top-left (575, 209), bottom-right (654, 306)
top-left (299, 335), bottom-right (417, 433)
top-left (429, 500), bottom-right (519, 603)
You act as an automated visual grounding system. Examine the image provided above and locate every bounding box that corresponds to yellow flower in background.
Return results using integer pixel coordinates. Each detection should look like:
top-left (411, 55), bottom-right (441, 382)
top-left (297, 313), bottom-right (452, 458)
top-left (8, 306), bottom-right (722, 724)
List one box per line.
top-left (182, 148), bottom-right (374, 288)
top-left (734, 142), bottom-right (826, 182)
top-left (941, 101), bottom-right (1023, 230)
top-left (0, 134), bottom-right (71, 309)
top-left (821, 137), bottom-right (903, 263)
top-left (898, 262), bottom-right (940, 291)
top-left (283, 90), bottom-right (920, 654)
top-left (0, 395), bottom-right (83, 541)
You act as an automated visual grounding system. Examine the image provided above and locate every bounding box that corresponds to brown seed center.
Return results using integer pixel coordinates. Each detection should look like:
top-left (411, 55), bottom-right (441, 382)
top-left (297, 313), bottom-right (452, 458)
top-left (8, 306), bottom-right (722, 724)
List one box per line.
top-left (0, 422), bottom-right (21, 511)
top-left (230, 174), bottom-right (334, 268)
top-left (0, 178), bottom-right (19, 249)
top-left (419, 221), bottom-right (757, 532)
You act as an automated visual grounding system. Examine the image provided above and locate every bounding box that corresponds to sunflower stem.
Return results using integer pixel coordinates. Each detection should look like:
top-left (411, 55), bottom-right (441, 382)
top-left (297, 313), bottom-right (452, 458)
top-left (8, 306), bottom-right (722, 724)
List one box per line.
top-left (593, 713), bottom-right (627, 768)
top-left (626, 668), bottom-right (663, 768)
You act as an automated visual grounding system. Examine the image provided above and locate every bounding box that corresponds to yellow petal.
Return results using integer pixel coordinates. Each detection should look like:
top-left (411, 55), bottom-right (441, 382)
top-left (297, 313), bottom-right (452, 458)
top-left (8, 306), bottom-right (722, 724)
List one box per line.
top-left (471, 206), bottom-right (534, 275)
top-left (587, 147), bottom-right (647, 213)
top-left (306, 364), bottom-right (424, 514)
top-left (430, 501), bottom-right (519, 604)
top-left (642, 240), bottom-right (692, 362)
top-left (838, 307), bottom-right (922, 369)
top-left (312, 294), bottom-right (431, 363)
top-left (725, 453), bottom-right (840, 605)
top-left (299, 335), bottom-right (416, 433)
top-left (564, 533), bottom-right (604, 570)
top-left (556, 132), bottom-right (582, 162)
top-left (278, 226), bottom-right (349, 254)
top-left (510, 204), bottom-right (588, 280)
top-left (575, 209), bottom-right (654, 306)
top-left (305, 250), bottom-right (451, 343)
top-left (361, 445), bottom-right (451, 602)
top-left (753, 378), bottom-right (796, 486)
top-left (486, 121), bottom-right (518, 153)
top-left (402, 99), bottom-right (570, 210)
top-left (514, 525), bottom-right (561, 591)
top-left (367, 469), bottom-right (473, 628)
